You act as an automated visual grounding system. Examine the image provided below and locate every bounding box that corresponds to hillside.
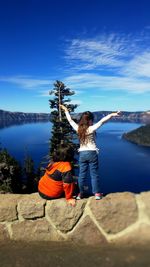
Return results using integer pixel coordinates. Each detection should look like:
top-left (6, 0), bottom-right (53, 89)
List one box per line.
top-left (123, 124), bottom-right (150, 147)
top-left (0, 110), bottom-right (50, 128)
top-left (74, 111), bottom-right (150, 124)
top-left (0, 110), bottom-right (50, 121)
top-left (0, 109), bottom-right (150, 128)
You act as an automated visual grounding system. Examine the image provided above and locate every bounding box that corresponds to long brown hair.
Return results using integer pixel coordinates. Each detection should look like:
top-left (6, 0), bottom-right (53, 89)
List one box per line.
top-left (78, 111), bottom-right (94, 144)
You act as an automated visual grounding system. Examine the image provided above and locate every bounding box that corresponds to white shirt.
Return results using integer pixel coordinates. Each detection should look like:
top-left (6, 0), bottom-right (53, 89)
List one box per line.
top-left (65, 111), bottom-right (104, 152)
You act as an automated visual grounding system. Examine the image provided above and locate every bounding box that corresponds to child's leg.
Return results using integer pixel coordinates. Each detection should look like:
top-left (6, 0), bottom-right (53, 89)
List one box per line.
top-left (78, 152), bottom-right (89, 196)
top-left (89, 151), bottom-right (101, 194)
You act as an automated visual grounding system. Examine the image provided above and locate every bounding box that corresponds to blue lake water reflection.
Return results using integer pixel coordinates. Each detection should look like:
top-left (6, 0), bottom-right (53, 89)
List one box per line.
top-left (0, 121), bottom-right (150, 193)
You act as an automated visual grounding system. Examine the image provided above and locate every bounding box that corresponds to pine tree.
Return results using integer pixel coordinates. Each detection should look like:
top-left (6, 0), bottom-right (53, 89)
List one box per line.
top-left (0, 149), bottom-right (22, 193)
top-left (23, 156), bottom-right (36, 193)
top-left (49, 80), bottom-right (78, 155)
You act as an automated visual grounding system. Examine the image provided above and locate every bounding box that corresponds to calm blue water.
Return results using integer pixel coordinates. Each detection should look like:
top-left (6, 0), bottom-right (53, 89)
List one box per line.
top-left (0, 121), bottom-right (150, 193)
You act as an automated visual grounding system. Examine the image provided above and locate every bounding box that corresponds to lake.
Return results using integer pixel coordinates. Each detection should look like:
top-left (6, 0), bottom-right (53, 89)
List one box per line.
top-left (0, 121), bottom-right (150, 194)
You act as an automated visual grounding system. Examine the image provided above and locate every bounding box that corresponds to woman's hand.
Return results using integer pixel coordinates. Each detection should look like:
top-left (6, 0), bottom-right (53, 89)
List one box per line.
top-left (67, 198), bottom-right (76, 207)
top-left (60, 104), bottom-right (68, 112)
top-left (111, 111), bottom-right (122, 117)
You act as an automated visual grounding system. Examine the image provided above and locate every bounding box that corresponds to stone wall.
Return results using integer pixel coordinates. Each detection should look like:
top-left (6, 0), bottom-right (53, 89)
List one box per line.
top-left (0, 192), bottom-right (150, 245)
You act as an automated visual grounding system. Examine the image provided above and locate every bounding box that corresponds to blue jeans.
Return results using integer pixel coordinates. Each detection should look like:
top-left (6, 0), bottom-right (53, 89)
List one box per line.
top-left (79, 150), bottom-right (101, 195)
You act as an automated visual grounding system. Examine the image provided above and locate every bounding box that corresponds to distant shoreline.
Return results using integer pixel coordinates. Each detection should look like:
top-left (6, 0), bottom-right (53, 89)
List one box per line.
top-left (0, 109), bottom-right (150, 126)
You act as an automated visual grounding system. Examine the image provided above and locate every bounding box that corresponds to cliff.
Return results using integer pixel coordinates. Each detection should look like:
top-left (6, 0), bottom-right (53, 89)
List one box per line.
top-left (74, 111), bottom-right (150, 124)
top-left (0, 109), bottom-right (50, 128)
top-left (123, 124), bottom-right (150, 147)
top-left (0, 109), bottom-right (50, 122)
top-left (0, 192), bottom-right (150, 245)
top-left (1, 109), bottom-right (150, 125)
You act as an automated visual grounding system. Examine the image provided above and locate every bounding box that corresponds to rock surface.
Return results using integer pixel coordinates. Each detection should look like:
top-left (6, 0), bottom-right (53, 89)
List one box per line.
top-left (18, 193), bottom-right (46, 220)
top-left (68, 215), bottom-right (107, 245)
top-left (46, 198), bottom-right (87, 232)
top-left (89, 192), bottom-right (138, 234)
top-left (0, 192), bottom-right (150, 245)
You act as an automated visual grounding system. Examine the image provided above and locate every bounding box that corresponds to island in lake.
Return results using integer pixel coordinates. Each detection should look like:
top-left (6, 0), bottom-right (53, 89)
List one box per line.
top-left (123, 124), bottom-right (150, 147)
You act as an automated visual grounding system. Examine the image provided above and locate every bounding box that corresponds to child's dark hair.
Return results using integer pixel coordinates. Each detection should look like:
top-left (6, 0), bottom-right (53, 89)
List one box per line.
top-left (52, 144), bottom-right (74, 162)
top-left (78, 111), bottom-right (94, 144)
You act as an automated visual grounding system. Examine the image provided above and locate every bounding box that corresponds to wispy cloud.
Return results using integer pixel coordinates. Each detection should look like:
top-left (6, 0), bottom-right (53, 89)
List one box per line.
top-left (123, 51), bottom-right (150, 78)
top-left (0, 76), bottom-right (52, 89)
top-left (64, 33), bottom-right (145, 70)
top-left (70, 99), bottom-right (83, 106)
top-left (37, 90), bottom-right (50, 97)
top-left (64, 31), bottom-right (150, 93)
top-left (65, 73), bottom-right (150, 93)
top-left (1, 31), bottom-right (150, 97)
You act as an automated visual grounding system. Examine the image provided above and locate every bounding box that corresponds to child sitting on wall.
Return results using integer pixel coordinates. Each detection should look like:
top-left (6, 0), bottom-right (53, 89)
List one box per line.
top-left (38, 144), bottom-right (76, 207)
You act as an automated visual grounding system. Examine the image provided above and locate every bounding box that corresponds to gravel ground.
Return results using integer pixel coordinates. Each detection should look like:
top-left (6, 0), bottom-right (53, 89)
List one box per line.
top-left (0, 241), bottom-right (150, 267)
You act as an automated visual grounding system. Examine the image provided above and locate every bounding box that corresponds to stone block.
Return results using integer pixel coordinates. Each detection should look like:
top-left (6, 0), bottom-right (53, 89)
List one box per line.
top-left (68, 215), bottom-right (107, 245)
top-left (89, 192), bottom-right (138, 234)
top-left (46, 198), bottom-right (87, 233)
top-left (18, 193), bottom-right (46, 219)
top-left (140, 192), bottom-right (150, 219)
top-left (113, 224), bottom-right (150, 246)
top-left (11, 219), bottom-right (63, 241)
top-left (0, 194), bottom-right (21, 222)
top-left (0, 224), bottom-right (10, 240)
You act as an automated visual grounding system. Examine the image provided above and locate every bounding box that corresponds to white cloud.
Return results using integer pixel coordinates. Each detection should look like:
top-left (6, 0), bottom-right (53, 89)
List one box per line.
top-left (65, 73), bottom-right (150, 93)
top-left (64, 32), bottom-right (150, 93)
top-left (91, 95), bottom-right (106, 98)
top-left (70, 99), bottom-right (83, 105)
top-left (1, 32), bottom-right (150, 98)
top-left (123, 51), bottom-right (150, 78)
top-left (0, 76), bottom-right (52, 89)
top-left (37, 90), bottom-right (50, 97)
top-left (65, 33), bottom-right (140, 71)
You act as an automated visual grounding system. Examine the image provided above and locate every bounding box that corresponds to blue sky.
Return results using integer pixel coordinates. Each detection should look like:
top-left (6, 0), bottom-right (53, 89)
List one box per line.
top-left (0, 0), bottom-right (150, 113)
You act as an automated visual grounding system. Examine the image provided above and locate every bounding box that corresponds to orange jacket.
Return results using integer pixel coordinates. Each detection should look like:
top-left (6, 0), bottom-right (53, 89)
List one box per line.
top-left (38, 161), bottom-right (75, 200)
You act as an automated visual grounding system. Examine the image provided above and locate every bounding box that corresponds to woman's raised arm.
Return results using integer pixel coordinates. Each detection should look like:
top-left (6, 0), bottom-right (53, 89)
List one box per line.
top-left (89, 111), bottom-right (121, 132)
top-left (60, 104), bottom-right (78, 131)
